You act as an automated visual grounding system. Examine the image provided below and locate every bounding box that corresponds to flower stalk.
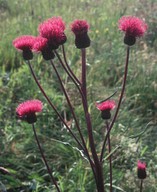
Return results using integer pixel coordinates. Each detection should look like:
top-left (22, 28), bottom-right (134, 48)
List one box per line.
top-left (54, 49), bottom-right (99, 186)
top-left (50, 59), bottom-right (87, 155)
top-left (81, 48), bottom-right (87, 101)
top-left (140, 179), bottom-right (143, 192)
top-left (27, 60), bottom-right (85, 151)
top-left (61, 45), bottom-right (81, 85)
top-left (106, 121), bottom-right (112, 192)
top-left (80, 48), bottom-right (104, 191)
top-left (100, 46), bottom-right (130, 162)
top-left (32, 123), bottom-right (61, 192)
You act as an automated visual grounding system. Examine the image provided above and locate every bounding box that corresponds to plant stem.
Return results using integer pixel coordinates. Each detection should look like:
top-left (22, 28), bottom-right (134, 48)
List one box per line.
top-left (86, 112), bottom-right (105, 192)
top-left (54, 49), bottom-right (104, 191)
top-left (62, 45), bottom-right (81, 85)
top-left (27, 61), bottom-right (84, 151)
top-left (54, 50), bottom-right (98, 184)
top-left (81, 48), bottom-right (87, 101)
top-left (80, 48), bottom-right (104, 191)
top-left (96, 90), bottom-right (118, 104)
top-left (106, 121), bottom-right (112, 192)
top-left (140, 179), bottom-right (143, 192)
top-left (50, 60), bottom-right (91, 162)
top-left (100, 46), bottom-right (130, 162)
top-left (28, 59), bottom-right (97, 189)
top-left (32, 123), bottom-right (60, 192)
top-left (54, 51), bottom-right (104, 192)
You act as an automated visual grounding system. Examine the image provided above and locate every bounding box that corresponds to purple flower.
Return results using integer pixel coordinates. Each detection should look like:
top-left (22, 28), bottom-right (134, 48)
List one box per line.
top-left (16, 99), bottom-right (43, 124)
top-left (96, 100), bottom-right (116, 120)
top-left (118, 16), bottom-right (148, 46)
top-left (71, 20), bottom-right (90, 49)
top-left (38, 16), bottom-right (66, 50)
top-left (13, 35), bottom-right (35, 60)
top-left (137, 160), bottom-right (147, 179)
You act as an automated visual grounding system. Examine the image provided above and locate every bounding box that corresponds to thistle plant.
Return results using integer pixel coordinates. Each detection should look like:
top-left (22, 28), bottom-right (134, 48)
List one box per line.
top-left (13, 15), bottom-right (148, 192)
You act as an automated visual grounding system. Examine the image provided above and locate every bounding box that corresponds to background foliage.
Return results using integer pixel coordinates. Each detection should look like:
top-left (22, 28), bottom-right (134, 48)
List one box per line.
top-left (0, 0), bottom-right (157, 191)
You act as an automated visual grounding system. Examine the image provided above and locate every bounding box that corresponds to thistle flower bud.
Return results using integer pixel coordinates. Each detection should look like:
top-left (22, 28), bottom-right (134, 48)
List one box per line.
top-left (137, 160), bottom-right (147, 179)
top-left (96, 100), bottom-right (116, 120)
top-left (71, 20), bottom-right (90, 49)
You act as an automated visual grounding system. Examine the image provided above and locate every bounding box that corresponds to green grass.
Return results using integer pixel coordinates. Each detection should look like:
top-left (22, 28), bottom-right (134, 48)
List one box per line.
top-left (0, 0), bottom-right (157, 191)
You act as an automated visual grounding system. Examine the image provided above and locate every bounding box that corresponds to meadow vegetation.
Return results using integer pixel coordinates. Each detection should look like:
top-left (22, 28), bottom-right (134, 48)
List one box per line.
top-left (0, 0), bottom-right (157, 191)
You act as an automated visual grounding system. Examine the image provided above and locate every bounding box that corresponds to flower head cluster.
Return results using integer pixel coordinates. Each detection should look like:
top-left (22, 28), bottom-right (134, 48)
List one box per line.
top-left (137, 160), bottom-right (147, 179)
top-left (71, 20), bottom-right (90, 49)
top-left (96, 100), bottom-right (116, 120)
top-left (118, 16), bottom-right (147, 46)
top-left (16, 99), bottom-right (43, 124)
top-left (38, 16), bottom-right (66, 50)
top-left (13, 35), bottom-right (36, 60)
top-left (13, 17), bottom-right (67, 60)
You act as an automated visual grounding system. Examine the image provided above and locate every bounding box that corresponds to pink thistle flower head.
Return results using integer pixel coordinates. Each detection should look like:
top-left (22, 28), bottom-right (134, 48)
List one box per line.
top-left (47, 16), bottom-right (65, 30)
top-left (96, 100), bottom-right (116, 111)
top-left (33, 36), bottom-right (48, 52)
top-left (96, 100), bottom-right (116, 120)
top-left (33, 36), bottom-right (55, 60)
top-left (13, 35), bottom-right (36, 60)
top-left (118, 16), bottom-right (148, 46)
top-left (71, 20), bottom-right (89, 35)
top-left (137, 160), bottom-right (147, 179)
top-left (16, 99), bottom-right (43, 124)
top-left (38, 16), bottom-right (67, 49)
top-left (71, 20), bottom-right (90, 49)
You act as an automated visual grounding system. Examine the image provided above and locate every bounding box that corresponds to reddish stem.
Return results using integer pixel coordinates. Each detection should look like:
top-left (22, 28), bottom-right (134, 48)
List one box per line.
top-left (80, 48), bottom-right (104, 192)
top-left (32, 124), bottom-right (60, 192)
top-left (62, 45), bottom-right (81, 85)
top-left (54, 50), bottom-right (98, 184)
top-left (100, 46), bottom-right (130, 162)
top-left (106, 121), bottom-right (112, 192)
top-left (54, 49), bottom-right (104, 191)
top-left (50, 59), bottom-right (87, 154)
top-left (81, 48), bottom-right (87, 101)
top-left (140, 179), bottom-right (143, 192)
top-left (27, 61), bottom-right (84, 151)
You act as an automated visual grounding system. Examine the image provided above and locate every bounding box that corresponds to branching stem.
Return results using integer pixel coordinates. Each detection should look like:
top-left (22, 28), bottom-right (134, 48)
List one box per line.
top-left (27, 61), bottom-right (84, 151)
